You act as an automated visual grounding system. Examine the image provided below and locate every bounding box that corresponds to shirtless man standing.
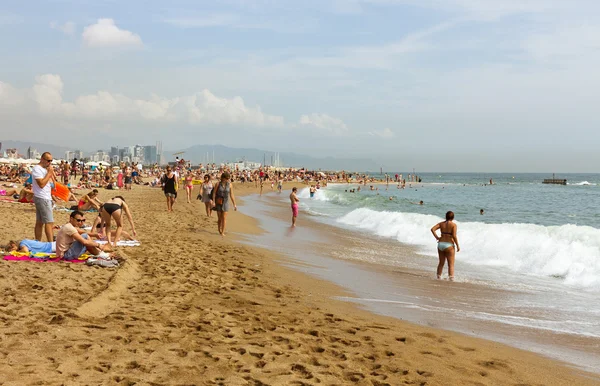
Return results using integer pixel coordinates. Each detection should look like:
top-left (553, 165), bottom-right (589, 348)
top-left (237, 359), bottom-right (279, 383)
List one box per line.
top-left (290, 187), bottom-right (299, 227)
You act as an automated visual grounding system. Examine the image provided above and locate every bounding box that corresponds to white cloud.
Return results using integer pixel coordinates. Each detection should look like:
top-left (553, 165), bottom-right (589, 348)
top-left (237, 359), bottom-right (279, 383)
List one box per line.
top-left (331, 0), bottom-right (363, 14)
top-left (0, 74), bottom-right (285, 130)
top-left (523, 24), bottom-right (600, 61)
top-left (50, 21), bottom-right (76, 36)
top-left (82, 18), bottom-right (143, 48)
top-left (292, 19), bottom-right (461, 70)
top-left (0, 11), bottom-right (22, 25)
top-left (362, 0), bottom-right (564, 20)
top-left (369, 128), bottom-right (395, 138)
top-left (299, 113), bottom-right (349, 135)
top-left (164, 14), bottom-right (240, 28)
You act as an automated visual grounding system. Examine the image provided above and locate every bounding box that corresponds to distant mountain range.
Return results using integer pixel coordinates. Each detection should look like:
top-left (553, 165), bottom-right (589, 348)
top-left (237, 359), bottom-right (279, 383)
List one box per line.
top-left (0, 140), bottom-right (379, 171)
top-left (1, 140), bottom-right (75, 158)
top-left (163, 144), bottom-right (379, 171)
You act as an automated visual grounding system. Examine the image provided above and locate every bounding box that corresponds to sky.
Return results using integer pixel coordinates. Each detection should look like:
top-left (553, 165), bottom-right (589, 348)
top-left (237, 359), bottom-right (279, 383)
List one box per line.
top-left (1, 0), bottom-right (599, 171)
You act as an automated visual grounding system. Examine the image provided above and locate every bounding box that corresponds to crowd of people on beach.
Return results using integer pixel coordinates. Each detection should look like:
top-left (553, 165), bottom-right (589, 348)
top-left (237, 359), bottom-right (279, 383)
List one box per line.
top-left (2, 152), bottom-right (139, 265)
top-left (2, 151), bottom-right (461, 280)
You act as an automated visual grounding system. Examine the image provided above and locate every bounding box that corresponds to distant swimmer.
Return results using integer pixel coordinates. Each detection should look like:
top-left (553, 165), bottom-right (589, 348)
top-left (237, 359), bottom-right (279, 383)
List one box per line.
top-left (489, 178), bottom-right (493, 185)
top-left (389, 196), bottom-right (394, 200)
top-left (430, 211), bottom-right (460, 281)
top-left (412, 200), bottom-right (424, 205)
top-left (480, 209), bottom-right (484, 215)
top-left (290, 187), bottom-right (300, 227)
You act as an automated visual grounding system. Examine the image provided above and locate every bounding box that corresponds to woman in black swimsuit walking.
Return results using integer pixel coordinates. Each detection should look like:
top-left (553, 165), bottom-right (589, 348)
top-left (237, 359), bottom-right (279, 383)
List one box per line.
top-left (100, 196), bottom-right (137, 247)
top-left (162, 166), bottom-right (177, 212)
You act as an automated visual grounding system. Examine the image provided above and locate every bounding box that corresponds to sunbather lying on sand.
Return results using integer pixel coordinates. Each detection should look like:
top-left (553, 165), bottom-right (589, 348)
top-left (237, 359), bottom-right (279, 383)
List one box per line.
top-left (5, 239), bottom-right (56, 254)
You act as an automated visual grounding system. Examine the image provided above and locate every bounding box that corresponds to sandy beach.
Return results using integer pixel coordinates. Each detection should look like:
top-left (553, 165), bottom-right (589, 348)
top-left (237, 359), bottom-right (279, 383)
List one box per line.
top-left (1, 183), bottom-right (598, 385)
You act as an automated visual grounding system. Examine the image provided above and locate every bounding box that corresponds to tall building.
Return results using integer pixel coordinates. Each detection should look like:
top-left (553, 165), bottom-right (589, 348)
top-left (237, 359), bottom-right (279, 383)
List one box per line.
top-left (65, 151), bottom-right (74, 161)
top-left (110, 146), bottom-right (119, 158)
top-left (133, 145), bottom-right (145, 164)
top-left (73, 150), bottom-right (84, 160)
top-left (92, 150), bottom-right (109, 163)
top-left (144, 145), bottom-right (158, 165)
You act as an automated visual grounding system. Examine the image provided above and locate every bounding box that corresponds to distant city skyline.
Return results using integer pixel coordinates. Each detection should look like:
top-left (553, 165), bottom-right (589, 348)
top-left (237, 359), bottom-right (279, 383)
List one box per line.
top-left (1, 0), bottom-right (599, 171)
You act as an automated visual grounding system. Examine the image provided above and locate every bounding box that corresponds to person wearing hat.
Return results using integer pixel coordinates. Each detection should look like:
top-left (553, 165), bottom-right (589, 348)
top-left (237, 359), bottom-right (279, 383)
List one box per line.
top-left (212, 172), bottom-right (237, 236)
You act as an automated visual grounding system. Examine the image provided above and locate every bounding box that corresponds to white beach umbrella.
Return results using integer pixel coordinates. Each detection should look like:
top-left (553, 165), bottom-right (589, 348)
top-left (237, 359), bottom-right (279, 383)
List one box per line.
top-left (86, 161), bottom-right (99, 167)
top-left (98, 161), bottom-right (111, 166)
top-left (0, 158), bottom-right (9, 163)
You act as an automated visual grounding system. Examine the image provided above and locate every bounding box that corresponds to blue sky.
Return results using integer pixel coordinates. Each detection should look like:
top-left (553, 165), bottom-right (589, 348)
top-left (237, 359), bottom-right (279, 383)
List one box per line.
top-left (1, 0), bottom-right (599, 171)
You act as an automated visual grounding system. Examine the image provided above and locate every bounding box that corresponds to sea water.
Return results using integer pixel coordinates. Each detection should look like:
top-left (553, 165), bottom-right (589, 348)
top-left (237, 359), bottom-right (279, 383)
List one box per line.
top-left (299, 173), bottom-right (600, 291)
top-left (242, 173), bottom-right (600, 372)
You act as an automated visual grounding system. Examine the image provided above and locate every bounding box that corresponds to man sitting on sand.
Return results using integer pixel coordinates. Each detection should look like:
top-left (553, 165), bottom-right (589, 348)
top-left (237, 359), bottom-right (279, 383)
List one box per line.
top-left (56, 211), bottom-right (109, 260)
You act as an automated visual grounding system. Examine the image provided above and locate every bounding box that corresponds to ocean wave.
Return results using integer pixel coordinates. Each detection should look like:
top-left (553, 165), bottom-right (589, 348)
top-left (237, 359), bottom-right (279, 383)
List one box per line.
top-left (297, 187), bottom-right (331, 201)
top-left (569, 181), bottom-right (597, 186)
top-left (337, 208), bottom-right (600, 289)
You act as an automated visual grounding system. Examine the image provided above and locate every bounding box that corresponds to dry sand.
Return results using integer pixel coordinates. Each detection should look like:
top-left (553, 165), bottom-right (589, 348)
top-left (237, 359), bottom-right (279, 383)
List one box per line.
top-left (0, 183), bottom-right (598, 385)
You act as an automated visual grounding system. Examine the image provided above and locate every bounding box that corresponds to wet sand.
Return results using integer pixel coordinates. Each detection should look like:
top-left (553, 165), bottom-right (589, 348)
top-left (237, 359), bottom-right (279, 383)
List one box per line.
top-left (0, 182), bottom-right (598, 385)
top-left (241, 191), bottom-right (600, 374)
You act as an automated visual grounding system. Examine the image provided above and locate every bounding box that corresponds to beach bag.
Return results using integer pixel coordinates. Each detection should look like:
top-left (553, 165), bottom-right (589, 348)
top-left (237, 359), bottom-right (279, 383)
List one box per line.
top-left (52, 182), bottom-right (70, 201)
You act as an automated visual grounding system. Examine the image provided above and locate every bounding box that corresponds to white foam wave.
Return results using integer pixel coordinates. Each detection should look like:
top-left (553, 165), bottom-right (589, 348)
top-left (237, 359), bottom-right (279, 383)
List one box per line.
top-left (570, 181), bottom-right (597, 186)
top-left (297, 187), bottom-right (330, 201)
top-left (337, 208), bottom-right (600, 289)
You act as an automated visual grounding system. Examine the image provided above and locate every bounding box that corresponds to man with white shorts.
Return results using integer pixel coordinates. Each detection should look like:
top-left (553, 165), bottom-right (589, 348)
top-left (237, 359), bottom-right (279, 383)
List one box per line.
top-left (32, 152), bottom-right (56, 241)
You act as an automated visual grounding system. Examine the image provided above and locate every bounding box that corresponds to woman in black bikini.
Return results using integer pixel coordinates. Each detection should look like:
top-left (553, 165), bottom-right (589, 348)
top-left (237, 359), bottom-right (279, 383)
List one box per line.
top-left (430, 211), bottom-right (460, 281)
top-left (100, 196), bottom-right (137, 247)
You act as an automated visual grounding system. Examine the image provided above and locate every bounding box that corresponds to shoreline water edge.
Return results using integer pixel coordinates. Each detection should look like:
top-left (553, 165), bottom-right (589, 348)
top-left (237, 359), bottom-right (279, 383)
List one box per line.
top-left (0, 180), bottom-right (598, 385)
top-left (240, 186), bottom-right (600, 375)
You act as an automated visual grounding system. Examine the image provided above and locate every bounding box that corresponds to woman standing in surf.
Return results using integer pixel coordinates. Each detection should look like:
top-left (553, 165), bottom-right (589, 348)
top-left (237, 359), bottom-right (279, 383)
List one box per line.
top-left (431, 211), bottom-right (460, 281)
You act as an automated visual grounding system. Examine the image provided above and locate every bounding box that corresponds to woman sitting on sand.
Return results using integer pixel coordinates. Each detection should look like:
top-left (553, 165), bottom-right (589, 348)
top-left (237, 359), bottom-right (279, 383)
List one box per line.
top-left (200, 174), bottom-right (214, 217)
top-left (99, 196), bottom-right (137, 247)
top-left (77, 189), bottom-right (103, 211)
top-left (212, 172), bottom-right (237, 236)
top-left (430, 211), bottom-right (460, 281)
